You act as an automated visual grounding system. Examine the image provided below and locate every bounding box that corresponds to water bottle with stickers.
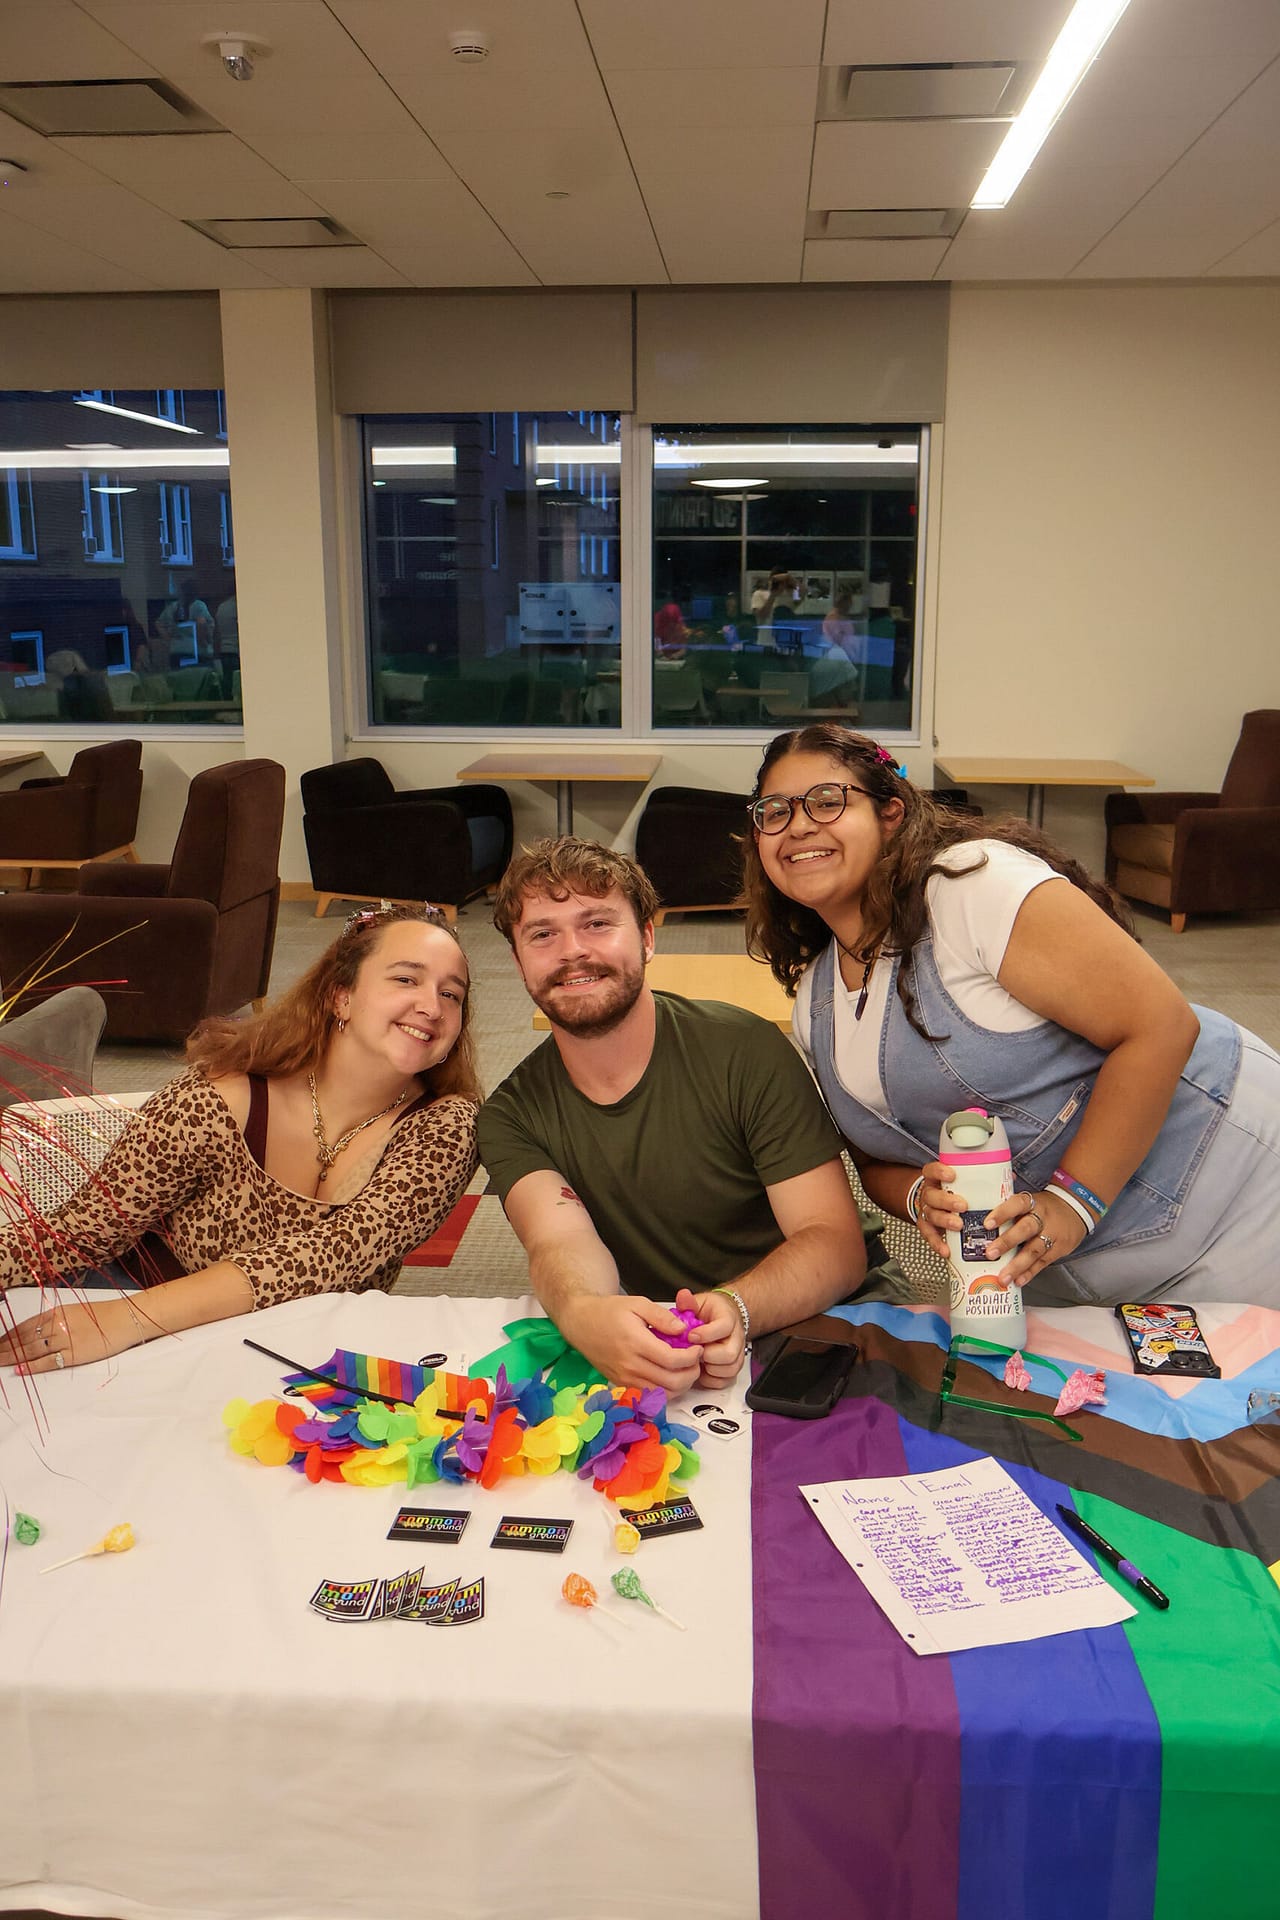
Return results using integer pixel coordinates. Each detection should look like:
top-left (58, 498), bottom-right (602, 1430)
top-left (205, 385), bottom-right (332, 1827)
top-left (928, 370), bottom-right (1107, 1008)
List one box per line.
top-left (940, 1107), bottom-right (1026, 1348)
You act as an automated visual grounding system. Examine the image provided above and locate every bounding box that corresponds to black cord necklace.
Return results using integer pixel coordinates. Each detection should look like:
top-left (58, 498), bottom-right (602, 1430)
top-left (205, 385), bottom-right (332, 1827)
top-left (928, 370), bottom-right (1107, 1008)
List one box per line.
top-left (836, 942), bottom-right (878, 1021)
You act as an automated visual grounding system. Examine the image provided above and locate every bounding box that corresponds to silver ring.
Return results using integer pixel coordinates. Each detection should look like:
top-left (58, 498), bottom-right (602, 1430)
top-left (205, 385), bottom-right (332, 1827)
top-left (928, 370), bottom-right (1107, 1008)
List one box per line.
top-left (1025, 1206), bottom-right (1044, 1235)
top-left (54, 1351), bottom-right (65, 1370)
top-left (1039, 1231), bottom-right (1055, 1255)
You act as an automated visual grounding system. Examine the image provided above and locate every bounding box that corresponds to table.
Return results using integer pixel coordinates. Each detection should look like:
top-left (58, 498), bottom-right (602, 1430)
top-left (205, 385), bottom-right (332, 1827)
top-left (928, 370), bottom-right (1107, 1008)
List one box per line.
top-left (458, 751), bottom-right (662, 835)
top-left (0, 749), bottom-right (42, 781)
top-left (933, 755), bottom-right (1153, 828)
top-left (0, 1289), bottom-right (754, 1920)
top-left (531, 951), bottom-right (792, 1030)
top-left (4, 1287), bottom-right (1276, 1920)
top-left (136, 700), bottom-right (242, 722)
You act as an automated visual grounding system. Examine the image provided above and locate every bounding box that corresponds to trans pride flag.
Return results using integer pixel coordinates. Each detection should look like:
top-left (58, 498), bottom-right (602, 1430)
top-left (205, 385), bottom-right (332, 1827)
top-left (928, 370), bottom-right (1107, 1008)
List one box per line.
top-left (751, 1300), bottom-right (1280, 1920)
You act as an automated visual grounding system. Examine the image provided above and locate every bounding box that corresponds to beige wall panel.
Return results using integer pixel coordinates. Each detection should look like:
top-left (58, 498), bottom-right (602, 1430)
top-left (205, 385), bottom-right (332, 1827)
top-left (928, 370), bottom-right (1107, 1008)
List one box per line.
top-left (331, 290), bottom-right (634, 412)
top-left (635, 285), bottom-right (949, 422)
top-left (0, 291), bottom-right (223, 383)
top-left (934, 284), bottom-right (1280, 861)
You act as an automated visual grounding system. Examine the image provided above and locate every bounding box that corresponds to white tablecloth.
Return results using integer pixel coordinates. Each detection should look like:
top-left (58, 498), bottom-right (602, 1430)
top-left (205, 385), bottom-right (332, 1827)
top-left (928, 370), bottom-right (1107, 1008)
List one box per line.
top-left (0, 1292), bottom-right (757, 1920)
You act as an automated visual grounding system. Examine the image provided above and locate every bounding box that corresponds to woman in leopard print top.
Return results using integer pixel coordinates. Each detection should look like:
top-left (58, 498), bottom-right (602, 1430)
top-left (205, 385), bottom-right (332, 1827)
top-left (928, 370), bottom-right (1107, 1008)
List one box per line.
top-left (0, 904), bottom-right (480, 1373)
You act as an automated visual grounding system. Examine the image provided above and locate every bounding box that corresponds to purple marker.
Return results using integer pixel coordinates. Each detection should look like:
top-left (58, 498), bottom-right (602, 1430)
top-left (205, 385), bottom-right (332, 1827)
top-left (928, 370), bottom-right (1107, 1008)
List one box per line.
top-left (1056, 1503), bottom-right (1170, 1609)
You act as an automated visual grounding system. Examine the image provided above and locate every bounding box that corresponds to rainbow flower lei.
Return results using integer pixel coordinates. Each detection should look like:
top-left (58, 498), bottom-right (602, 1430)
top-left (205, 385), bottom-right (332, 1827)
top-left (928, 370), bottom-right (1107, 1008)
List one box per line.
top-left (223, 1362), bottom-right (701, 1510)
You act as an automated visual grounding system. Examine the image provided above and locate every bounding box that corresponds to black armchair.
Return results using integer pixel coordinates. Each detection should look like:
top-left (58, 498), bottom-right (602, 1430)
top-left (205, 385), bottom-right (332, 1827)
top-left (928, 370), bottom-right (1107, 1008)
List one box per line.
top-left (635, 784), bottom-right (750, 926)
top-left (301, 758), bottom-right (514, 922)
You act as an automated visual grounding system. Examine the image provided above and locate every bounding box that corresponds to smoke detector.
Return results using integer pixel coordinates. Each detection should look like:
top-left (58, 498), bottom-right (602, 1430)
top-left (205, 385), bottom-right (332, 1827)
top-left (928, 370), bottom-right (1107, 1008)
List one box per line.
top-left (201, 32), bottom-right (271, 82)
top-left (449, 31), bottom-right (490, 63)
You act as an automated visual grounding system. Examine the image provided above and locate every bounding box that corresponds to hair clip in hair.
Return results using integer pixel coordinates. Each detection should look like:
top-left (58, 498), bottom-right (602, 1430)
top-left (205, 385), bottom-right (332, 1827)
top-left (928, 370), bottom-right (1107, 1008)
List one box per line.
top-left (870, 745), bottom-right (908, 779)
top-left (342, 900), bottom-right (395, 935)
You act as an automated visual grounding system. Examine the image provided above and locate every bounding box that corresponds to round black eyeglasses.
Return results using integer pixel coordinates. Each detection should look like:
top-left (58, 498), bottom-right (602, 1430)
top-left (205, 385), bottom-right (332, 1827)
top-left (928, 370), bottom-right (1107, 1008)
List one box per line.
top-left (748, 782), bottom-right (873, 835)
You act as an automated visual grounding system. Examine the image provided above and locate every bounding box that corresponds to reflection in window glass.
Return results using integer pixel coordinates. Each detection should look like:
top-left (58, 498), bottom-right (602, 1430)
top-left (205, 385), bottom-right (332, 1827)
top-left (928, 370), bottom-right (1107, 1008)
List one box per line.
top-left (0, 389), bottom-right (239, 727)
top-left (363, 412), bottom-right (621, 730)
top-left (651, 426), bottom-right (922, 733)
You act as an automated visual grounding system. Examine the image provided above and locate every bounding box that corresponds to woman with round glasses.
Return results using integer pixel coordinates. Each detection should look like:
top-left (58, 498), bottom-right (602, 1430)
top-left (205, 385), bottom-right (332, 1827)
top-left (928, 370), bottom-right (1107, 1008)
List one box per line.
top-left (0, 904), bottom-right (481, 1372)
top-left (743, 723), bottom-right (1280, 1308)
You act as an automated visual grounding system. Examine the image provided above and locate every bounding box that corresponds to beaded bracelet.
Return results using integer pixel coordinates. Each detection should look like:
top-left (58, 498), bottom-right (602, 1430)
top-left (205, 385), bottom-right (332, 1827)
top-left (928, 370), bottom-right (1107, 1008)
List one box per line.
top-left (1045, 1185), bottom-right (1097, 1236)
top-left (710, 1284), bottom-right (751, 1346)
top-left (1051, 1167), bottom-right (1108, 1220)
top-left (906, 1175), bottom-right (925, 1225)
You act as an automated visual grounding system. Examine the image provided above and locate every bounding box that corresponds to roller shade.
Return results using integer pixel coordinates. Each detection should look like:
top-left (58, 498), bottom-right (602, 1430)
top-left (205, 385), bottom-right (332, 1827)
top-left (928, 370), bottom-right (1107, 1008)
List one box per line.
top-left (330, 290), bottom-right (634, 413)
top-left (635, 286), bottom-right (948, 424)
top-left (0, 293), bottom-right (223, 388)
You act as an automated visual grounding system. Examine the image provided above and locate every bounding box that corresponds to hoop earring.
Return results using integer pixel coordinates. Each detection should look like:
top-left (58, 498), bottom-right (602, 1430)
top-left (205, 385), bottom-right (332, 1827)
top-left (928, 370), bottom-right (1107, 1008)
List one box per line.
top-left (336, 1017), bottom-right (347, 1033)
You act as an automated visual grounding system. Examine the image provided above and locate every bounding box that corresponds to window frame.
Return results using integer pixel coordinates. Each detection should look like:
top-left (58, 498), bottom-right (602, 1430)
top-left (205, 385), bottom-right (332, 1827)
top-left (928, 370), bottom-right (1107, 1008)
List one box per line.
top-left (0, 469), bottom-right (37, 561)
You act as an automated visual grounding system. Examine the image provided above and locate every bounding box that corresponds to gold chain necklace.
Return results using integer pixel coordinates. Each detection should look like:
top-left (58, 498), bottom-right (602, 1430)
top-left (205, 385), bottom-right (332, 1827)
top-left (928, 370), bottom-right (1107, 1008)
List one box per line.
top-left (308, 1072), bottom-right (408, 1182)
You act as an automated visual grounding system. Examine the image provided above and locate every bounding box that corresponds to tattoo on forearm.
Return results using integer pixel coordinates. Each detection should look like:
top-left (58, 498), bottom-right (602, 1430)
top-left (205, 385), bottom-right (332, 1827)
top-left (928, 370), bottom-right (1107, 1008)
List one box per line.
top-left (556, 1185), bottom-right (587, 1211)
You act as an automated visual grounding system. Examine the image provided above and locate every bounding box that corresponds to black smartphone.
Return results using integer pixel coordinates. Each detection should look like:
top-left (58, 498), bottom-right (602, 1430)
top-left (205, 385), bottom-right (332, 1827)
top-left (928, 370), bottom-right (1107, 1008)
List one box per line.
top-left (744, 1337), bottom-right (857, 1419)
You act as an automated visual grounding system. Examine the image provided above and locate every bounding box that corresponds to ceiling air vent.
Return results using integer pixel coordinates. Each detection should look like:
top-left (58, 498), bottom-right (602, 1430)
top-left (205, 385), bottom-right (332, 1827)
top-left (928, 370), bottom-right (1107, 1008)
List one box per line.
top-left (805, 209), bottom-right (964, 241)
top-left (187, 217), bottom-right (359, 249)
top-left (817, 63), bottom-right (1026, 122)
top-left (0, 80), bottom-right (217, 136)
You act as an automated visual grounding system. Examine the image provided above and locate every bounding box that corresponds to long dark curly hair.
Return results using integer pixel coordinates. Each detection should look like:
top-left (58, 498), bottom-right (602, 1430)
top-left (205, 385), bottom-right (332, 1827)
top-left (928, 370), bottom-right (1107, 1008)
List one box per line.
top-left (742, 725), bottom-right (1133, 1036)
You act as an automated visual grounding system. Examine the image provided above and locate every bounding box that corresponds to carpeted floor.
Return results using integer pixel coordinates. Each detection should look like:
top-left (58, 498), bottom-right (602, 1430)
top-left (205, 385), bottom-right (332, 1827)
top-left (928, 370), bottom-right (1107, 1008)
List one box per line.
top-left (91, 895), bottom-right (1280, 1302)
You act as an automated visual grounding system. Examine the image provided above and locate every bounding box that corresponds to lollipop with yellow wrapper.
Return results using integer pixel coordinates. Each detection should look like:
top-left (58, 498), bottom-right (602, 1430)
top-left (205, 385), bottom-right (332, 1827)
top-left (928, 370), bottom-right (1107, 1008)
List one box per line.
top-left (40, 1523), bottom-right (136, 1575)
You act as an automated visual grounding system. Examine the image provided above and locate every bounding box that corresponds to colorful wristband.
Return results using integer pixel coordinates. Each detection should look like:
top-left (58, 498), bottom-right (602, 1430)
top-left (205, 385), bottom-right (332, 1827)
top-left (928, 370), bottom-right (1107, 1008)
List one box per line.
top-left (1046, 1185), bottom-right (1096, 1236)
top-left (906, 1175), bottom-right (925, 1225)
top-left (1051, 1168), bottom-right (1108, 1220)
top-left (710, 1284), bottom-right (751, 1346)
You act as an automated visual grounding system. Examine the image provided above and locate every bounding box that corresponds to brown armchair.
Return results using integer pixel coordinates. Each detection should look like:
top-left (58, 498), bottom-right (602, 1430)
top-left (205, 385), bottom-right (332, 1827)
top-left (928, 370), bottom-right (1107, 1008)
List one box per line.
top-left (635, 785), bottom-right (750, 925)
top-left (1105, 710), bottom-right (1280, 931)
top-left (0, 739), bottom-right (143, 886)
top-left (0, 760), bottom-right (285, 1042)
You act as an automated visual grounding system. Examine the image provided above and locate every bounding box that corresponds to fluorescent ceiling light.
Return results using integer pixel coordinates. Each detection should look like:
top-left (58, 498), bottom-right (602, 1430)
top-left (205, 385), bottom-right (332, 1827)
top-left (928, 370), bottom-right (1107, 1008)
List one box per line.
top-left (74, 397), bottom-right (200, 434)
top-left (370, 446), bottom-right (454, 467)
top-left (535, 477), bottom-right (557, 486)
top-left (91, 484), bottom-right (136, 494)
top-left (655, 442), bottom-right (917, 467)
top-left (536, 444), bottom-right (619, 465)
top-left (971, 0), bottom-right (1132, 209)
top-left (3, 447), bottom-right (228, 470)
top-left (691, 477), bottom-right (768, 489)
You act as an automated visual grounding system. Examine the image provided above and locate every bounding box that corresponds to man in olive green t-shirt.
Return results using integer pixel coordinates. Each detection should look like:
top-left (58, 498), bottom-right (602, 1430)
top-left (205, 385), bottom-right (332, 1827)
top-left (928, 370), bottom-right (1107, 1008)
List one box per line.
top-left (478, 839), bottom-right (866, 1393)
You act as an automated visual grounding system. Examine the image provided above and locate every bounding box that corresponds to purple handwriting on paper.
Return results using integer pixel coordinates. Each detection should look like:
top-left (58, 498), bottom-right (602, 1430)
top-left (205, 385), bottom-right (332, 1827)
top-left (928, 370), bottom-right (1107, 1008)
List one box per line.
top-left (837, 1487), bottom-right (979, 1617)
top-left (930, 1476), bottom-right (1099, 1604)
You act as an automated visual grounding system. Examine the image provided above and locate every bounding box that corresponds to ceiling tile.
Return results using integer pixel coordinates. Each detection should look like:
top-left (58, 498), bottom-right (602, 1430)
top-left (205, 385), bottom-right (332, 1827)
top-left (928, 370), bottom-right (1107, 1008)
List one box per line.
top-left (822, 0), bottom-right (1069, 66)
top-left (0, 182), bottom-right (279, 286)
top-left (606, 67), bottom-right (817, 131)
top-left (75, 1), bottom-right (426, 136)
top-left (1074, 58), bottom-right (1280, 276)
top-left (1207, 216), bottom-right (1280, 276)
top-left (625, 124), bottom-right (811, 282)
top-left (582, 0), bottom-right (825, 69)
top-left (330, 0), bottom-right (613, 132)
top-left (292, 176), bottom-right (537, 285)
top-left (430, 125), bottom-right (666, 283)
top-left (0, 1), bottom-right (153, 80)
top-left (237, 245), bottom-right (409, 286)
top-left (803, 237), bottom-right (949, 280)
top-left (810, 121), bottom-right (1002, 211)
top-left (55, 132), bottom-right (322, 218)
top-left (237, 129), bottom-right (453, 181)
top-left (0, 206), bottom-right (155, 289)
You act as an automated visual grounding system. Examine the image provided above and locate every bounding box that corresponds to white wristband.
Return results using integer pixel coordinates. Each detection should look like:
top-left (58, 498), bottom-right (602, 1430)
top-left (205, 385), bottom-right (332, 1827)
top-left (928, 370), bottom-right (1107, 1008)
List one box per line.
top-left (1046, 1185), bottom-right (1096, 1236)
top-left (906, 1175), bottom-right (925, 1225)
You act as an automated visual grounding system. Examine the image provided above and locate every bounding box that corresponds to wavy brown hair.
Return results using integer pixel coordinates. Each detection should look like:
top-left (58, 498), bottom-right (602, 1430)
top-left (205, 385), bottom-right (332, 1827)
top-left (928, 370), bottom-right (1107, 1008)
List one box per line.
top-left (185, 904), bottom-right (481, 1101)
top-left (742, 724), bottom-right (1133, 1036)
top-left (492, 837), bottom-right (659, 943)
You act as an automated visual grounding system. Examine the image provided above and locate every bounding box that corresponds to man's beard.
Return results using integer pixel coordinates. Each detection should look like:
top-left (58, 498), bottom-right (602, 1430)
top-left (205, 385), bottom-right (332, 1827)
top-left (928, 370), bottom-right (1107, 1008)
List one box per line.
top-left (529, 958), bottom-right (645, 1037)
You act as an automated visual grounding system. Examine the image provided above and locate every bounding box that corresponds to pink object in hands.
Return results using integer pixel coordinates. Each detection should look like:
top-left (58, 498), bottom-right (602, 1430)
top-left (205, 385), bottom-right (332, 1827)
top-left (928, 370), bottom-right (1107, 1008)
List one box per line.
top-left (1054, 1368), bottom-right (1107, 1416)
top-left (653, 1307), bottom-right (703, 1351)
top-left (1004, 1352), bottom-right (1032, 1392)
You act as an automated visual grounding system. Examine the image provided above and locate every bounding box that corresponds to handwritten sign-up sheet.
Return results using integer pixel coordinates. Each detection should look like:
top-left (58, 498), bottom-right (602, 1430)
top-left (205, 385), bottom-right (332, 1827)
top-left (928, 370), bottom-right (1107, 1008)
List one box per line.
top-left (801, 1457), bottom-right (1135, 1655)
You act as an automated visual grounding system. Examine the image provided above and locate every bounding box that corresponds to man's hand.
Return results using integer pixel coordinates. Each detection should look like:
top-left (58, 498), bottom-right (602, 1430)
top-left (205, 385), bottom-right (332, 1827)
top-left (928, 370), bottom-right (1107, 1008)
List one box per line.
top-left (682, 1287), bottom-right (745, 1388)
top-left (560, 1292), bottom-right (703, 1392)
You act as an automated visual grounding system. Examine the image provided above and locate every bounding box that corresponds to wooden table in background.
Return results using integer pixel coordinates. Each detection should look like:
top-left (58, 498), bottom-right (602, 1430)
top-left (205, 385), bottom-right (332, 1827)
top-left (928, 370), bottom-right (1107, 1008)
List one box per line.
top-left (533, 950), bottom-right (791, 1029)
top-left (458, 750), bottom-right (662, 835)
top-left (933, 755), bottom-right (1154, 828)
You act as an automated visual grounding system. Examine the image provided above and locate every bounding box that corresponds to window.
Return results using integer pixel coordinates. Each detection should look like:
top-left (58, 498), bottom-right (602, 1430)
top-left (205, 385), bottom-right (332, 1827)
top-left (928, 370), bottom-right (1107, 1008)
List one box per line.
top-left (158, 482), bottom-right (193, 567)
top-left (362, 410), bottom-right (621, 729)
top-left (651, 425), bottom-right (923, 733)
top-left (0, 388), bottom-right (238, 727)
top-left (0, 471), bottom-right (37, 560)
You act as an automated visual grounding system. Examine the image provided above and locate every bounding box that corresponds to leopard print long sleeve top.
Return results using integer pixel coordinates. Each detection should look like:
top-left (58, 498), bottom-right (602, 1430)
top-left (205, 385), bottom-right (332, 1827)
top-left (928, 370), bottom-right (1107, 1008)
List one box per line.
top-left (0, 1069), bottom-right (478, 1308)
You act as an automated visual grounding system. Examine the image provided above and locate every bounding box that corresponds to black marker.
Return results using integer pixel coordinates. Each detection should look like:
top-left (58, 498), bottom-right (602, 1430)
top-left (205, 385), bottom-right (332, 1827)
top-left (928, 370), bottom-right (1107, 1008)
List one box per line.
top-left (1056, 1503), bottom-right (1170, 1610)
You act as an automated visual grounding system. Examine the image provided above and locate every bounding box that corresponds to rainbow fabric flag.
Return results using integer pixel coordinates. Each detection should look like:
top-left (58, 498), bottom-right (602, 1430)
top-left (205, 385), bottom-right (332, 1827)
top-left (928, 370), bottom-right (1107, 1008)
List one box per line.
top-left (283, 1348), bottom-right (431, 1409)
top-left (751, 1299), bottom-right (1280, 1920)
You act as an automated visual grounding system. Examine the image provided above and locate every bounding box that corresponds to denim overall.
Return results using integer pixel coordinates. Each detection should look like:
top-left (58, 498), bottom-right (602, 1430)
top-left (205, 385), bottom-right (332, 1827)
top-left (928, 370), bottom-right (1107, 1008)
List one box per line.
top-left (807, 936), bottom-right (1241, 1286)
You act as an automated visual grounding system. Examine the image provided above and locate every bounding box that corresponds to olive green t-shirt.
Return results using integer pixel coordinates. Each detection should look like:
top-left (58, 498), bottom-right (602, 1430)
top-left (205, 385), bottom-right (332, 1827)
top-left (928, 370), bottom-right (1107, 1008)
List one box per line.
top-left (477, 993), bottom-right (843, 1300)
